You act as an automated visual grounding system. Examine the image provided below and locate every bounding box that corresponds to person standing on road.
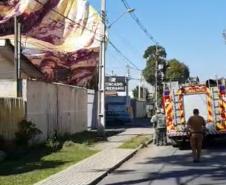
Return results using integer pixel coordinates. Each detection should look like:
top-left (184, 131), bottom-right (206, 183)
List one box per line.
top-left (151, 109), bottom-right (157, 144)
top-left (151, 108), bottom-right (167, 146)
top-left (187, 108), bottom-right (206, 163)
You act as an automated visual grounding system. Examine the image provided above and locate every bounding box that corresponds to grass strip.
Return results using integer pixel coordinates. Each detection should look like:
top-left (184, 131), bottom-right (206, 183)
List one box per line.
top-left (0, 130), bottom-right (122, 185)
top-left (119, 135), bottom-right (152, 149)
top-left (0, 141), bottom-right (99, 185)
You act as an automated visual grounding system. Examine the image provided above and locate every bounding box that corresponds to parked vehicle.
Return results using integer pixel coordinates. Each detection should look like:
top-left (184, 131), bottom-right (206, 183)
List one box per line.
top-left (106, 103), bottom-right (131, 124)
top-left (105, 96), bottom-right (131, 126)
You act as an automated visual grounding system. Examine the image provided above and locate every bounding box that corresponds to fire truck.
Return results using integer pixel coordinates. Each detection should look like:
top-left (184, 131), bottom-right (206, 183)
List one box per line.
top-left (163, 81), bottom-right (226, 147)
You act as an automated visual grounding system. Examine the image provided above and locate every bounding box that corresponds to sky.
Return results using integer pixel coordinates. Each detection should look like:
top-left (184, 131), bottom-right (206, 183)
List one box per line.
top-left (88, 0), bottom-right (226, 91)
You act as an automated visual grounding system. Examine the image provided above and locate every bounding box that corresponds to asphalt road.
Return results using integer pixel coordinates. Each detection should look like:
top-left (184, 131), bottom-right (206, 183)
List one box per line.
top-left (97, 142), bottom-right (226, 185)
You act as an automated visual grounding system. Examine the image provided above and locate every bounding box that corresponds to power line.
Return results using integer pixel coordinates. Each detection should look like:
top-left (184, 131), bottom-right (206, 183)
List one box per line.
top-left (107, 51), bottom-right (127, 73)
top-left (108, 45), bottom-right (138, 71)
top-left (110, 28), bottom-right (143, 60)
top-left (108, 40), bottom-right (141, 71)
top-left (121, 0), bottom-right (158, 45)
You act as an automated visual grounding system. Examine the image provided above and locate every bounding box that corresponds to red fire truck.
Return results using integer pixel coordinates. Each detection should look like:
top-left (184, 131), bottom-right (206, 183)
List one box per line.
top-left (163, 82), bottom-right (226, 146)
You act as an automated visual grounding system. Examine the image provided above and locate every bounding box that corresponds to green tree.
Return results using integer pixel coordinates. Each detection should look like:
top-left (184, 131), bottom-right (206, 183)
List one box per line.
top-left (142, 45), bottom-right (167, 86)
top-left (165, 59), bottom-right (190, 83)
top-left (132, 86), bottom-right (138, 99)
top-left (142, 45), bottom-right (167, 107)
top-left (132, 86), bottom-right (149, 101)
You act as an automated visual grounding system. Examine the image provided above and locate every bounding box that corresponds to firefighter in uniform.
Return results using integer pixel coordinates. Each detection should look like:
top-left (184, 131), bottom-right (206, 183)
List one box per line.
top-left (187, 108), bottom-right (206, 163)
top-left (151, 110), bottom-right (157, 144)
top-left (151, 108), bottom-right (167, 146)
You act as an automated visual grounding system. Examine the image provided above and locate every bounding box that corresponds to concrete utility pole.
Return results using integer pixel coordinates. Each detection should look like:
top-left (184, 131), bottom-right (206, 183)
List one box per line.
top-left (126, 65), bottom-right (130, 106)
top-left (138, 72), bottom-right (144, 101)
top-left (155, 44), bottom-right (159, 110)
top-left (14, 16), bottom-right (21, 97)
top-left (138, 73), bottom-right (141, 100)
top-left (97, 0), bottom-right (106, 135)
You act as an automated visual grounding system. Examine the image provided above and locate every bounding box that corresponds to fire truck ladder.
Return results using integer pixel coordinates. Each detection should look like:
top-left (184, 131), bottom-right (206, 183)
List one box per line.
top-left (172, 91), bottom-right (181, 125)
top-left (211, 87), bottom-right (222, 123)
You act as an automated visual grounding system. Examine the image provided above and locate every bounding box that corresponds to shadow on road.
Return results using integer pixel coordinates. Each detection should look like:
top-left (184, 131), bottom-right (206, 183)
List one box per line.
top-left (103, 143), bottom-right (226, 185)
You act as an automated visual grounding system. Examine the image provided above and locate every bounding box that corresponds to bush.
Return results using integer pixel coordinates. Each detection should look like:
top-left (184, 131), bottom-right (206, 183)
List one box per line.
top-left (0, 135), bottom-right (5, 150)
top-left (63, 140), bottom-right (75, 148)
top-left (45, 130), bottom-right (61, 152)
top-left (15, 120), bottom-right (42, 146)
top-left (0, 150), bottom-right (6, 162)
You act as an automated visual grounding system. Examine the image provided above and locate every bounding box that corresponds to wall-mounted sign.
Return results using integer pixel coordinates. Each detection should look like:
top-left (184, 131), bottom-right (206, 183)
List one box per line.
top-left (105, 76), bottom-right (126, 92)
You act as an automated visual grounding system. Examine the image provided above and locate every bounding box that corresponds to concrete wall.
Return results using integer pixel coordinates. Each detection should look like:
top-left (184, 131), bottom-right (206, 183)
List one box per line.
top-left (0, 98), bottom-right (25, 140)
top-left (57, 84), bottom-right (87, 135)
top-left (0, 80), bottom-right (88, 142)
top-left (87, 89), bottom-right (97, 129)
top-left (0, 80), bottom-right (17, 98)
top-left (26, 81), bottom-right (87, 141)
top-left (26, 81), bottom-right (57, 141)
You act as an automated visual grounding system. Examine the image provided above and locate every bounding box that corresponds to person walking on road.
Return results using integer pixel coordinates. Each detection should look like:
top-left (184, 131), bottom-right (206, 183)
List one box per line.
top-left (187, 108), bottom-right (206, 163)
top-left (151, 108), bottom-right (167, 146)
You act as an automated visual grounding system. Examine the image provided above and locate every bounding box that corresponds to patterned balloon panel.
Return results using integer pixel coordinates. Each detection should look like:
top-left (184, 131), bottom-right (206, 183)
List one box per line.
top-left (0, 0), bottom-right (101, 87)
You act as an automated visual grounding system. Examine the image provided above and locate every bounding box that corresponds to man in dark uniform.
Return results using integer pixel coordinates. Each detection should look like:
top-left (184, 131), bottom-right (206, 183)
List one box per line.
top-left (187, 108), bottom-right (206, 163)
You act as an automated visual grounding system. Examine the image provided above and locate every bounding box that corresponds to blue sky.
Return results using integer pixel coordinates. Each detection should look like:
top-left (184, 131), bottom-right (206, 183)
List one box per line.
top-left (88, 0), bottom-right (226, 90)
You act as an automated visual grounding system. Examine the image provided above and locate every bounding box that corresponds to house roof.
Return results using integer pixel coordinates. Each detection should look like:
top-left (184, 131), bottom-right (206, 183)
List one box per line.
top-left (0, 39), bottom-right (43, 79)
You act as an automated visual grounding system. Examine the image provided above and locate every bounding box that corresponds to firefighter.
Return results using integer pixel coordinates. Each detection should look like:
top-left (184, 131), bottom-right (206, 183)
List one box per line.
top-left (151, 108), bottom-right (167, 146)
top-left (150, 109), bottom-right (157, 144)
top-left (187, 108), bottom-right (206, 163)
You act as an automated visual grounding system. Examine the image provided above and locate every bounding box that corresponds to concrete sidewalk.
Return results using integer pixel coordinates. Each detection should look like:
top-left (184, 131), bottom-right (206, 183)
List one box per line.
top-left (35, 127), bottom-right (153, 185)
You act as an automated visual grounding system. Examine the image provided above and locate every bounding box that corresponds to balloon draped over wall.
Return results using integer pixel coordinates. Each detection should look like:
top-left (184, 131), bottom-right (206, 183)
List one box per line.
top-left (0, 0), bottom-right (101, 87)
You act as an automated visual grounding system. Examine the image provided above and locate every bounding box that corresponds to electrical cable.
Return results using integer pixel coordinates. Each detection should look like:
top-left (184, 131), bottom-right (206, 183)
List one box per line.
top-left (121, 0), bottom-right (158, 45)
top-left (108, 40), bottom-right (141, 71)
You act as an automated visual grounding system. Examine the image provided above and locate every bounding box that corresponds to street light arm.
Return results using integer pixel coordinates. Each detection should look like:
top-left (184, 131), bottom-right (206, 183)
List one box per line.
top-left (107, 8), bottom-right (135, 29)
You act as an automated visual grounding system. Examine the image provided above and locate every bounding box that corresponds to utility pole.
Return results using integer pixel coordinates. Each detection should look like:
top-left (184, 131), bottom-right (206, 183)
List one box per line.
top-left (138, 73), bottom-right (141, 100)
top-left (155, 44), bottom-right (159, 110)
top-left (141, 75), bottom-right (145, 100)
top-left (14, 16), bottom-right (21, 97)
top-left (138, 72), bottom-right (143, 101)
top-left (126, 65), bottom-right (130, 106)
top-left (97, 0), bottom-right (106, 136)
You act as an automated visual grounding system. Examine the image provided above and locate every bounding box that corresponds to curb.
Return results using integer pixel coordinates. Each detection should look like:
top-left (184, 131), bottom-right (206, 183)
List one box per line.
top-left (89, 137), bottom-right (153, 185)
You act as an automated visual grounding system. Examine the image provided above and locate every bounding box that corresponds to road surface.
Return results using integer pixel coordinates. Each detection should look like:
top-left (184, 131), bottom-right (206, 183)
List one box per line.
top-left (97, 143), bottom-right (226, 185)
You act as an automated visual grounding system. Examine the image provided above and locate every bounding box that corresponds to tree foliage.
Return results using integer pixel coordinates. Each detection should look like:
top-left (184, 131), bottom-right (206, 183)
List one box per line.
top-left (132, 86), bottom-right (138, 99)
top-left (143, 45), bottom-right (167, 60)
top-left (142, 45), bottom-right (167, 86)
top-left (165, 59), bottom-right (190, 83)
top-left (142, 45), bottom-right (190, 86)
top-left (132, 86), bottom-right (149, 101)
top-left (142, 45), bottom-right (190, 107)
